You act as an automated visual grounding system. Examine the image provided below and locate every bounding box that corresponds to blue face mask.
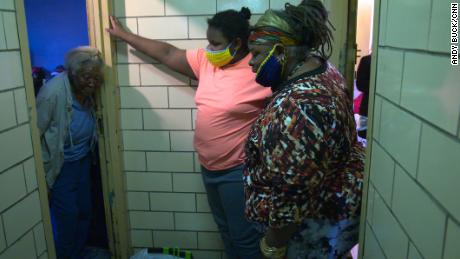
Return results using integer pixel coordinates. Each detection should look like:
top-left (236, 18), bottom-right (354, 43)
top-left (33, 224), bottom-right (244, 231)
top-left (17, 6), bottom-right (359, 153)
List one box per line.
top-left (255, 44), bottom-right (286, 87)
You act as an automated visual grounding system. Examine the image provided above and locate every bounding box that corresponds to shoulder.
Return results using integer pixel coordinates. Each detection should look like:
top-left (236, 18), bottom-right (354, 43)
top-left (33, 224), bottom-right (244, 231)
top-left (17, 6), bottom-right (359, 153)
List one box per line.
top-left (37, 73), bottom-right (70, 101)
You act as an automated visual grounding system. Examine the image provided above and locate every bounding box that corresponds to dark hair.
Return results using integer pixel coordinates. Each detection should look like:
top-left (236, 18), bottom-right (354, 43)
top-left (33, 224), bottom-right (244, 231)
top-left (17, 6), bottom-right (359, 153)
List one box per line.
top-left (207, 7), bottom-right (252, 48)
top-left (284, 0), bottom-right (334, 59)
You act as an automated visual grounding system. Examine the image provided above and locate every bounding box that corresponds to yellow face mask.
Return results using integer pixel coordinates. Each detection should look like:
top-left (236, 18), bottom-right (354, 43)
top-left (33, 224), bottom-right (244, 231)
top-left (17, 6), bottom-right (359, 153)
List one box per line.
top-left (205, 43), bottom-right (237, 67)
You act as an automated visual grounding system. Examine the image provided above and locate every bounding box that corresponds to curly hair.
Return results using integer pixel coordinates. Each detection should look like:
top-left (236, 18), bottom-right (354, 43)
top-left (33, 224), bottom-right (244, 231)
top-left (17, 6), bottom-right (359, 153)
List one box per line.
top-left (207, 7), bottom-right (252, 49)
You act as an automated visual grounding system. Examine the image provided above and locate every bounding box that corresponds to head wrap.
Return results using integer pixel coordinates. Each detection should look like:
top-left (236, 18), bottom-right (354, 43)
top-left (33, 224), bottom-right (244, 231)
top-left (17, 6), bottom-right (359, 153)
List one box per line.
top-left (249, 9), bottom-right (300, 46)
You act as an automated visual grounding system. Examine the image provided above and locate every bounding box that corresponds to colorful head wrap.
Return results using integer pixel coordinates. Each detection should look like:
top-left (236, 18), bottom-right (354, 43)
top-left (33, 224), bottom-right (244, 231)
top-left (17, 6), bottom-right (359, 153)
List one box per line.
top-left (249, 9), bottom-right (300, 46)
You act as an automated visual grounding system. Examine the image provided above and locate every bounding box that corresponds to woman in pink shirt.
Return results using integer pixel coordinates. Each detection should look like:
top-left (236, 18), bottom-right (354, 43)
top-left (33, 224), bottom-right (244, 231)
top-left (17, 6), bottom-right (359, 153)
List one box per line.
top-left (107, 8), bottom-right (271, 259)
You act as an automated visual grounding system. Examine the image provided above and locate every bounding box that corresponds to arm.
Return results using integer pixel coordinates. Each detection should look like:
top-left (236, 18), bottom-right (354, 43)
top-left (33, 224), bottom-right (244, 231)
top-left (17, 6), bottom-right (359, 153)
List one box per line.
top-left (107, 16), bottom-right (196, 79)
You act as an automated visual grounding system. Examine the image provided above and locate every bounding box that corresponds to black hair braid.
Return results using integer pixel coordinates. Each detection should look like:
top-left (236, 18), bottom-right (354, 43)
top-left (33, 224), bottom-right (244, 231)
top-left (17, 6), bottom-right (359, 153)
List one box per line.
top-left (207, 7), bottom-right (252, 49)
top-left (284, 0), bottom-right (334, 59)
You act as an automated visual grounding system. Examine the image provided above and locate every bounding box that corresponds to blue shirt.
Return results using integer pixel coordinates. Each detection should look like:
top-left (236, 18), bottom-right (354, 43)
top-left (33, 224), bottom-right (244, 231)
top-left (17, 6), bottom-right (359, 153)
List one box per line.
top-left (64, 97), bottom-right (95, 161)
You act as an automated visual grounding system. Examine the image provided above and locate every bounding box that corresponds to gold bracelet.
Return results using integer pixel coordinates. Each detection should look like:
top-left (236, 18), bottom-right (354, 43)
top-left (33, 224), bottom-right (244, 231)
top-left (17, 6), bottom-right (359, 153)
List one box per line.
top-left (259, 236), bottom-right (287, 259)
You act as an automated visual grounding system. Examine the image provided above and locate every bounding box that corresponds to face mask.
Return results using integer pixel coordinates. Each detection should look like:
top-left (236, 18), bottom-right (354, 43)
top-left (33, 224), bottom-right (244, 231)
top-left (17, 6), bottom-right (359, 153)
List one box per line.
top-left (255, 44), bottom-right (286, 87)
top-left (205, 42), bottom-right (237, 67)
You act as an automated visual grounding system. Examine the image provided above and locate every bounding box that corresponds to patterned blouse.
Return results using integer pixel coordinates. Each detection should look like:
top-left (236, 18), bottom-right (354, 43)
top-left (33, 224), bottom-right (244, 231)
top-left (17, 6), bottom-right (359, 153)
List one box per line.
top-left (244, 61), bottom-right (365, 228)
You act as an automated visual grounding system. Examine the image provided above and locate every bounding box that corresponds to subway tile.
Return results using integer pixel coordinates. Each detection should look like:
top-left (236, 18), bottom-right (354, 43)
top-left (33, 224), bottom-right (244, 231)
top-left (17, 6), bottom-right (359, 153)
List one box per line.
top-left (385, 0), bottom-right (430, 49)
top-left (131, 229), bottom-right (153, 248)
top-left (170, 131), bottom-right (194, 151)
top-left (149, 192), bottom-right (196, 211)
top-left (120, 109), bottom-right (143, 130)
top-left (119, 18), bottom-right (138, 34)
top-left (123, 130), bottom-right (170, 151)
top-left (0, 125), bottom-right (33, 172)
top-left (165, 40), bottom-right (208, 50)
top-left (0, 216), bottom-right (5, 252)
top-left (3, 191), bottom-right (42, 245)
top-left (190, 250), bottom-right (222, 259)
top-left (33, 223), bottom-right (46, 256)
top-left (166, 0), bottom-right (216, 15)
top-left (196, 194), bottom-right (211, 213)
top-left (0, 165), bottom-right (27, 212)
top-left (375, 48), bottom-right (403, 103)
top-left (188, 16), bottom-right (211, 39)
top-left (138, 17), bottom-right (188, 40)
top-left (38, 252), bottom-right (48, 259)
top-left (0, 232), bottom-right (36, 259)
top-left (192, 109), bottom-right (197, 130)
top-left (429, 0), bottom-right (451, 53)
top-left (3, 12), bottom-right (19, 49)
top-left (444, 219), bottom-right (460, 259)
top-left (379, 101), bottom-right (421, 176)
top-left (173, 173), bottom-right (206, 193)
top-left (270, 0), bottom-right (301, 9)
top-left (0, 1), bottom-right (14, 10)
top-left (129, 211), bottom-right (174, 230)
top-left (147, 152), bottom-right (194, 172)
top-left (408, 242), bottom-right (423, 259)
top-left (366, 184), bottom-right (375, 226)
top-left (0, 51), bottom-right (23, 91)
top-left (175, 213), bottom-right (218, 231)
top-left (363, 224), bottom-right (386, 259)
top-left (194, 152), bottom-right (201, 172)
top-left (371, 193), bottom-right (409, 259)
top-left (401, 52), bottom-right (460, 135)
top-left (217, 0), bottom-right (269, 14)
top-left (127, 192), bottom-right (150, 210)
top-left (140, 64), bottom-right (189, 86)
top-left (23, 157), bottom-right (37, 193)
top-left (14, 88), bottom-right (28, 124)
top-left (418, 125), bottom-right (460, 221)
top-left (370, 142), bottom-right (395, 204)
top-left (378, 0), bottom-right (388, 46)
top-left (0, 13), bottom-right (6, 49)
top-left (116, 42), bottom-right (155, 64)
top-left (126, 172), bottom-right (172, 192)
top-left (198, 232), bottom-right (224, 250)
top-left (117, 64), bottom-right (140, 86)
top-left (114, 0), bottom-right (164, 17)
top-left (153, 231), bottom-right (197, 249)
top-left (0, 91), bottom-right (17, 131)
top-left (120, 87), bottom-right (168, 108)
top-left (143, 109), bottom-right (192, 130)
top-left (123, 151), bottom-right (146, 171)
top-left (392, 165), bottom-right (445, 259)
top-left (372, 95), bottom-right (382, 141)
top-left (168, 87), bottom-right (196, 108)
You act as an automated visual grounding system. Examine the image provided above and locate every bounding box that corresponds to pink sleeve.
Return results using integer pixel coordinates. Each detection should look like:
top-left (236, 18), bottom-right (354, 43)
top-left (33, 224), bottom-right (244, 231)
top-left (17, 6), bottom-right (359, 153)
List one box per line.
top-left (186, 48), bottom-right (205, 80)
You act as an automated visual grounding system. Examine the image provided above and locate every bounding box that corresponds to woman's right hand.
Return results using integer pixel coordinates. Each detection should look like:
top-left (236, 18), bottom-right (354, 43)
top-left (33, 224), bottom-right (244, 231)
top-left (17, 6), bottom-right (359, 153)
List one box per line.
top-left (106, 16), bottom-right (128, 39)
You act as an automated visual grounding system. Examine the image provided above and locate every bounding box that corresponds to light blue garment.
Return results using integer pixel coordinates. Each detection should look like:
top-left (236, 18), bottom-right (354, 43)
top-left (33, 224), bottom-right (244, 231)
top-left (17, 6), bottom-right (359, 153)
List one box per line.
top-left (64, 97), bottom-right (95, 161)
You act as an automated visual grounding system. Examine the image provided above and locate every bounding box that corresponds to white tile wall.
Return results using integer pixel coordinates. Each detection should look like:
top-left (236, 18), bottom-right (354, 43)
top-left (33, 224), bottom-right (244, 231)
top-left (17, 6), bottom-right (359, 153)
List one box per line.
top-left (270, 0), bottom-right (302, 9)
top-left (0, 232), bottom-right (36, 259)
top-left (0, 13), bottom-right (6, 49)
top-left (444, 219), bottom-right (460, 259)
top-left (0, 165), bottom-right (27, 212)
top-left (120, 109), bottom-right (143, 130)
top-left (175, 213), bottom-right (218, 231)
top-left (170, 131), bottom-right (194, 151)
top-left (428, 0), bottom-right (452, 53)
top-left (147, 152), bottom-right (194, 172)
top-left (143, 109), bottom-right (192, 130)
top-left (140, 64), bottom-right (189, 86)
top-left (197, 232), bottom-right (224, 250)
top-left (120, 87), bottom-right (168, 108)
top-left (138, 17), bottom-right (189, 40)
top-left (401, 53), bottom-right (460, 135)
top-left (391, 166), bottom-right (445, 259)
top-left (173, 173), bottom-right (205, 193)
top-left (114, 0), bottom-right (165, 17)
top-left (153, 231), bottom-right (198, 248)
top-left (117, 64), bottom-right (140, 86)
top-left (0, 51), bottom-right (24, 91)
top-left (33, 223), bottom-right (46, 256)
top-left (365, 185), bottom-right (375, 226)
top-left (0, 91), bottom-right (17, 131)
top-left (408, 243), bottom-right (423, 259)
top-left (363, 225), bottom-right (385, 259)
top-left (188, 16), bottom-right (211, 39)
top-left (0, 0), bottom-right (14, 10)
top-left (131, 229), bottom-right (153, 247)
top-left (14, 88), bottom-right (28, 124)
top-left (418, 125), bottom-right (460, 221)
top-left (372, 96), bottom-right (382, 141)
top-left (123, 151), bottom-right (146, 171)
top-left (126, 172), bottom-right (172, 192)
top-left (149, 192), bottom-right (196, 211)
top-left (217, 0), bottom-right (269, 14)
top-left (23, 157), bottom-right (38, 192)
top-left (166, 0), bottom-right (216, 16)
top-left (0, 219), bottom-right (5, 252)
top-left (129, 211), bottom-right (174, 230)
top-left (196, 194), bottom-right (211, 213)
top-left (168, 87), bottom-right (196, 108)
top-left (369, 142), bottom-right (394, 204)
top-left (375, 48), bottom-right (403, 103)
top-left (123, 130), bottom-right (170, 151)
top-left (379, 100), bottom-right (421, 176)
top-left (2, 12), bottom-right (19, 49)
top-left (127, 192), bottom-right (150, 210)
top-left (117, 42), bottom-right (155, 64)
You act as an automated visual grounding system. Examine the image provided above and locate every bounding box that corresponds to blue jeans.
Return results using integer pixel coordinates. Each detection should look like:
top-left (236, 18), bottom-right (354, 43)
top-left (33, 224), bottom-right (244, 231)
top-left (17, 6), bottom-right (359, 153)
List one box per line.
top-left (50, 155), bottom-right (92, 259)
top-left (201, 164), bottom-right (262, 259)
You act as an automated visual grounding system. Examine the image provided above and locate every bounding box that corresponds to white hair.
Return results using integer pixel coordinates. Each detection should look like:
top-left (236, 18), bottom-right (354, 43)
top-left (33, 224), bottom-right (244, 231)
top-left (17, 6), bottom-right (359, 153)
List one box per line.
top-left (64, 46), bottom-right (103, 75)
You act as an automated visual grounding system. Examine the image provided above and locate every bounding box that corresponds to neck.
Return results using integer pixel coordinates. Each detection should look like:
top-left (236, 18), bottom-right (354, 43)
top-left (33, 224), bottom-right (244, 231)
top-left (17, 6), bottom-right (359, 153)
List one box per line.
top-left (227, 48), bottom-right (248, 66)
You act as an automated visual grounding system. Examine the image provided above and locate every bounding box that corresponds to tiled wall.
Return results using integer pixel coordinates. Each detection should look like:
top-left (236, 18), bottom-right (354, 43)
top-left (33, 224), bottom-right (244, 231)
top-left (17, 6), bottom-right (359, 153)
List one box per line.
top-left (0, 1), bottom-right (48, 259)
top-left (363, 0), bottom-right (460, 258)
top-left (114, 0), bottom-right (303, 258)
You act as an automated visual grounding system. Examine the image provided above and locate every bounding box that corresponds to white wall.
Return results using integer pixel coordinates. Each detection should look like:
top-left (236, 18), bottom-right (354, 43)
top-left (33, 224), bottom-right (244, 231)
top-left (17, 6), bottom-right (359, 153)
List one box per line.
top-left (363, 0), bottom-right (460, 258)
top-left (0, 0), bottom-right (48, 258)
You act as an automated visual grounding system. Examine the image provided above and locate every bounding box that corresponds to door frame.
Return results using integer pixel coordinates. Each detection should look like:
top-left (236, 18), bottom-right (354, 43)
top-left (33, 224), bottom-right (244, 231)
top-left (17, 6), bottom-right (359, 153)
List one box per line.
top-left (16, 0), bottom-right (130, 258)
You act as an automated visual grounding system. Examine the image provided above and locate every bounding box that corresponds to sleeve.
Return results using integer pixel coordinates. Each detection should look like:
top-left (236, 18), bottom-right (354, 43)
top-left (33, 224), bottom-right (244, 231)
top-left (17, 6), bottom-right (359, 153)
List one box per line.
top-left (356, 55), bottom-right (371, 93)
top-left (185, 48), bottom-right (205, 80)
top-left (36, 89), bottom-right (56, 135)
top-left (263, 99), bottom-right (331, 228)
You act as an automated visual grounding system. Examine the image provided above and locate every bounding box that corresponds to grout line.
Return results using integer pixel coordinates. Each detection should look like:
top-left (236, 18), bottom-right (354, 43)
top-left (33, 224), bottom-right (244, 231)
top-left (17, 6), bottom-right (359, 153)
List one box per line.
top-left (398, 50), bottom-right (405, 105)
top-left (379, 45), bottom-right (450, 57)
top-left (440, 216), bottom-right (449, 259)
top-left (415, 123), bottom-right (424, 180)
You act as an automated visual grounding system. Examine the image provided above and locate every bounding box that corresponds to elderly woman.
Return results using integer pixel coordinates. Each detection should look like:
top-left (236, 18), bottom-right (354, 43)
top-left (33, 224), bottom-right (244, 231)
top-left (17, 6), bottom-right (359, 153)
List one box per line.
top-left (36, 46), bottom-right (104, 259)
top-left (243, 1), bottom-right (364, 258)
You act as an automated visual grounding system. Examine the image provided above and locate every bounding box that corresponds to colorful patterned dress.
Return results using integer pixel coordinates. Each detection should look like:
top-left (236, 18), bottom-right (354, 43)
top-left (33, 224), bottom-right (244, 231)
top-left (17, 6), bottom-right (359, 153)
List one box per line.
top-left (244, 60), bottom-right (365, 259)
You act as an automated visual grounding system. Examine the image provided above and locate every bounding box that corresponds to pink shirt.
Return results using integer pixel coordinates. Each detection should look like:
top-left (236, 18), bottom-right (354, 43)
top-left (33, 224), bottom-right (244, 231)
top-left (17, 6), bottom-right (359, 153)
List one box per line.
top-left (186, 49), bottom-right (272, 170)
